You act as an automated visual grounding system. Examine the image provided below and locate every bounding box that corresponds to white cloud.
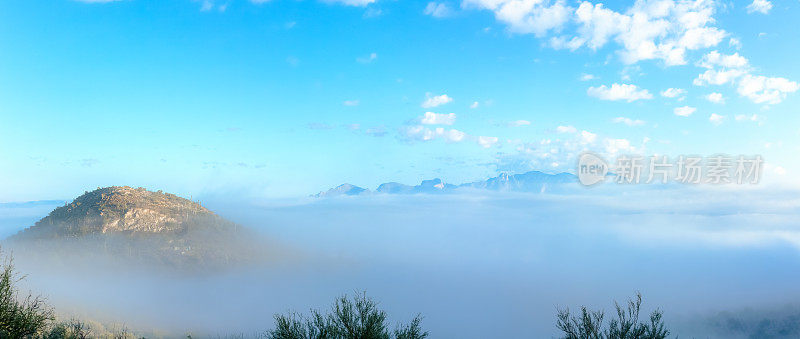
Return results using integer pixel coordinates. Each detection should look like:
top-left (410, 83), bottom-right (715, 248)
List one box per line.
top-left (693, 69), bottom-right (746, 86)
top-left (735, 114), bottom-right (761, 123)
top-left (323, 0), bottom-right (376, 6)
top-left (697, 51), bottom-right (749, 69)
top-left (509, 120), bottom-right (531, 127)
top-left (424, 2), bottom-right (452, 18)
top-left (737, 75), bottom-right (800, 105)
top-left (438, 128), bottom-right (467, 142)
top-left (660, 88), bottom-right (686, 99)
top-left (579, 73), bottom-right (596, 81)
top-left (729, 37), bottom-right (742, 50)
top-left (461, 0), bottom-right (571, 36)
top-left (604, 138), bottom-right (633, 154)
top-left (343, 100), bottom-right (360, 106)
top-left (673, 106), bottom-right (696, 117)
top-left (556, 125), bottom-right (577, 133)
top-left (363, 7), bottom-right (383, 18)
top-left (470, 101), bottom-right (479, 109)
top-left (692, 51), bottom-right (797, 104)
top-left (401, 125), bottom-right (466, 142)
top-left (420, 112), bottom-right (457, 125)
top-left (478, 136), bottom-right (499, 148)
top-left (421, 93), bottom-right (454, 108)
top-left (200, 0), bottom-right (214, 11)
top-left (709, 113), bottom-right (725, 125)
top-left (580, 130), bottom-right (597, 143)
top-left (613, 117), bottom-right (645, 126)
top-left (747, 0), bottom-right (772, 14)
top-left (705, 92), bottom-right (725, 104)
top-left (356, 52), bottom-right (378, 63)
top-left (587, 83), bottom-right (653, 102)
top-left (550, 0), bottom-right (726, 65)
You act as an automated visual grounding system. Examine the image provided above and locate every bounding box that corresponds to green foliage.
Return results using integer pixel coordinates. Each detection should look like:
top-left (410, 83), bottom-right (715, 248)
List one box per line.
top-left (556, 293), bottom-right (670, 339)
top-left (0, 255), bottom-right (54, 338)
top-left (267, 292), bottom-right (428, 339)
top-left (43, 319), bottom-right (91, 339)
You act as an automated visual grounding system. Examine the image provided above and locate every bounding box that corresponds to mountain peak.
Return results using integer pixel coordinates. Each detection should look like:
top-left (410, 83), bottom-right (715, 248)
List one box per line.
top-left (313, 183), bottom-right (368, 198)
top-left (12, 186), bottom-right (216, 238)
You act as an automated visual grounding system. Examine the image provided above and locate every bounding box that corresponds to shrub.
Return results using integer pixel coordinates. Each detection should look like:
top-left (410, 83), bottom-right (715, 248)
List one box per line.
top-left (556, 292), bottom-right (669, 339)
top-left (267, 292), bottom-right (428, 339)
top-left (0, 254), bottom-right (54, 338)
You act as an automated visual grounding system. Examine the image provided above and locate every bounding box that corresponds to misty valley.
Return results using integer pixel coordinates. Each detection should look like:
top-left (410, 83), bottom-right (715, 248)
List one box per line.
top-left (1, 185), bottom-right (800, 338)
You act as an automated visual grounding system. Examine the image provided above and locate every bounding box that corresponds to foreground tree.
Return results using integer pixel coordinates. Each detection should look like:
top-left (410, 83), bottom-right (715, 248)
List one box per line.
top-left (556, 293), bottom-right (669, 339)
top-left (267, 292), bottom-right (428, 339)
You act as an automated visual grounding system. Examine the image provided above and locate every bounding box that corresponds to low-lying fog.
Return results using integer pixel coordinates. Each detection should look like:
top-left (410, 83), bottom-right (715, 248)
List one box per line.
top-left (3, 186), bottom-right (800, 338)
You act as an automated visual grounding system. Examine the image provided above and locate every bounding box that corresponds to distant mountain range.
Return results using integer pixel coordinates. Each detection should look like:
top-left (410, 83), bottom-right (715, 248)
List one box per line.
top-left (313, 171), bottom-right (577, 197)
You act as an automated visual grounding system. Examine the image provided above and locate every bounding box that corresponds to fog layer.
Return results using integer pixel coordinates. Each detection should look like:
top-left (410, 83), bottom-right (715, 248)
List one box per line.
top-left (3, 186), bottom-right (800, 338)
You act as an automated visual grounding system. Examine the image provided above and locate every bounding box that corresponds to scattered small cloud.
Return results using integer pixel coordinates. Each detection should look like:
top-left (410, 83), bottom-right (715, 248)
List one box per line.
top-left (356, 52), bottom-right (378, 64)
top-left (508, 120), bottom-right (531, 127)
top-left (470, 101), bottom-right (479, 109)
top-left (747, 0), bottom-right (772, 14)
top-left (697, 51), bottom-right (749, 70)
top-left (587, 83), bottom-right (653, 102)
top-left (401, 125), bottom-right (466, 143)
top-left (365, 126), bottom-right (387, 137)
top-left (477, 136), bottom-right (499, 148)
top-left (286, 56), bottom-right (300, 67)
top-left (706, 92), bottom-right (725, 104)
top-left (612, 117), bottom-right (645, 126)
top-left (735, 114), bottom-right (762, 125)
top-left (674, 106), bottom-right (696, 117)
top-left (556, 125), bottom-right (577, 134)
top-left (343, 100), bottom-right (360, 106)
top-left (603, 138), bottom-right (634, 154)
top-left (424, 2), bottom-right (452, 18)
top-left (709, 113), bottom-right (725, 125)
top-left (323, 0), bottom-right (376, 7)
top-left (737, 75), bottom-right (800, 105)
top-left (363, 7), bottom-right (382, 18)
top-left (580, 130), bottom-right (597, 144)
top-left (579, 73), bottom-right (596, 81)
top-left (660, 88), bottom-right (686, 100)
top-left (421, 93), bottom-right (453, 108)
top-left (420, 112), bottom-right (457, 125)
top-left (729, 38), bottom-right (742, 50)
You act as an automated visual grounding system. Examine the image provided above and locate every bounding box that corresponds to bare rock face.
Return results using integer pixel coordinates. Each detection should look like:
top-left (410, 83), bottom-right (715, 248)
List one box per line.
top-left (9, 187), bottom-right (259, 270)
top-left (13, 186), bottom-right (215, 238)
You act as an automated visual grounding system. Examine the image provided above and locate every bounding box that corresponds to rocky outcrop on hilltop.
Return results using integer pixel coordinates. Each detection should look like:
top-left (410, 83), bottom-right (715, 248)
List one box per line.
top-left (12, 186), bottom-right (225, 238)
top-left (9, 186), bottom-right (260, 270)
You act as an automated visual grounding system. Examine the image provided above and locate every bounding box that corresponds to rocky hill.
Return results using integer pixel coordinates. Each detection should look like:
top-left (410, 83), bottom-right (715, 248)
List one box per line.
top-left (9, 186), bottom-right (259, 270)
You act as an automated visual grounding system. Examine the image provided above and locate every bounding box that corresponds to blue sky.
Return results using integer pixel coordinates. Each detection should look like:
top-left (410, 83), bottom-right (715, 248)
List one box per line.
top-left (1, 0), bottom-right (798, 200)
